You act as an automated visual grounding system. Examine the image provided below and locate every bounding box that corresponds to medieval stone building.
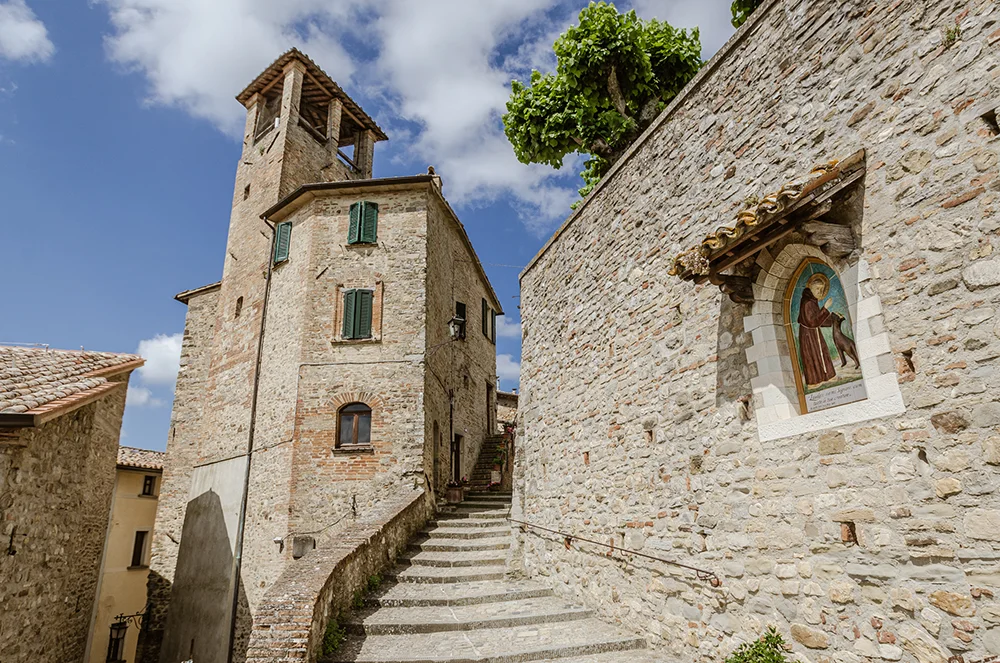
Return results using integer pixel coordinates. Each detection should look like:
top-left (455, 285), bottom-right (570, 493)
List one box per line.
top-left (143, 50), bottom-right (501, 663)
top-left (516, 0), bottom-right (1000, 661)
top-left (0, 346), bottom-right (143, 663)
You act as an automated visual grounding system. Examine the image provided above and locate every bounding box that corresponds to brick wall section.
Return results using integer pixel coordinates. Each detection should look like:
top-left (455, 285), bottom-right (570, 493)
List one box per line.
top-left (245, 489), bottom-right (434, 663)
top-left (0, 380), bottom-right (128, 663)
top-left (517, 0), bottom-right (1000, 660)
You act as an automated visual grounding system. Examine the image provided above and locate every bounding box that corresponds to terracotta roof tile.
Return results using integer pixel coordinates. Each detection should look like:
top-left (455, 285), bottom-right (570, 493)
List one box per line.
top-left (117, 446), bottom-right (165, 471)
top-left (0, 346), bottom-right (144, 415)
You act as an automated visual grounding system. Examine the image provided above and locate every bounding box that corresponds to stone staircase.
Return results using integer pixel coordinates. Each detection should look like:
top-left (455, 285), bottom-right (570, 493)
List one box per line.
top-left (466, 435), bottom-right (507, 492)
top-left (333, 490), bottom-right (664, 662)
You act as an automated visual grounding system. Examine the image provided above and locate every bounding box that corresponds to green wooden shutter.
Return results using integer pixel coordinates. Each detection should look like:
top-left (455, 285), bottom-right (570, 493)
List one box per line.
top-left (482, 299), bottom-right (488, 337)
top-left (348, 202), bottom-right (361, 244)
top-left (360, 202), bottom-right (378, 243)
top-left (342, 290), bottom-right (357, 338)
top-left (358, 290), bottom-right (373, 338)
top-left (273, 222), bottom-right (292, 264)
top-left (491, 309), bottom-right (496, 343)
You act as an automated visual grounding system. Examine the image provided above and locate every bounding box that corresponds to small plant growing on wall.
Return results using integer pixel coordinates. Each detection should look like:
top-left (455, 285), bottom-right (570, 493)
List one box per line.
top-left (321, 618), bottom-right (347, 656)
top-left (943, 20), bottom-right (962, 48)
top-left (724, 627), bottom-right (788, 663)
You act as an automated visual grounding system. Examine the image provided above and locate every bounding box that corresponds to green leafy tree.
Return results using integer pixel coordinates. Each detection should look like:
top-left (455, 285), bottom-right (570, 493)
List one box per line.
top-left (731, 0), bottom-right (764, 28)
top-left (503, 2), bottom-right (701, 200)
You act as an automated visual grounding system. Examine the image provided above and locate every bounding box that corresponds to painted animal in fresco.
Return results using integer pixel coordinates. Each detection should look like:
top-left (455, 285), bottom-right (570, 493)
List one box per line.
top-left (830, 312), bottom-right (860, 369)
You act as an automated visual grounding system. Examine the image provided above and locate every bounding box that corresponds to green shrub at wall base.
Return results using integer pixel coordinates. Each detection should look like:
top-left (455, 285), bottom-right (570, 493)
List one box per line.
top-left (724, 627), bottom-right (788, 663)
top-left (322, 619), bottom-right (346, 656)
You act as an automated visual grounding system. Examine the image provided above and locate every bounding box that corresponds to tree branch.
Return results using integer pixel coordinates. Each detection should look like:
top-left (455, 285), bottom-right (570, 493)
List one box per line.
top-left (638, 97), bottom-right (660, 127)
top-left (588, 138), bottom-right (615, 159)
top-left (607, 65), bottom-right (630, 119)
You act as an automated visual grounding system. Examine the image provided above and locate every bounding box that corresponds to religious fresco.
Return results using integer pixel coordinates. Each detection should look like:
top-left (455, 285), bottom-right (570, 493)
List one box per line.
top-left (784, 259), bottom-right (865, 413)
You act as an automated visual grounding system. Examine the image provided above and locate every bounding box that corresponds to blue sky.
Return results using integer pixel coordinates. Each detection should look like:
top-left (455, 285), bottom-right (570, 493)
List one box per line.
top-left (1, 0), bottom-right (733, 450)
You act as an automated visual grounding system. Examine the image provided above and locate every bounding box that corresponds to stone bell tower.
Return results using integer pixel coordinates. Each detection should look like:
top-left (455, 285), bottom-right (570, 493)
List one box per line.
top-left (142, 50), bottom-right (387, 663)
top-left (202, 49), bottom-right (388, 464)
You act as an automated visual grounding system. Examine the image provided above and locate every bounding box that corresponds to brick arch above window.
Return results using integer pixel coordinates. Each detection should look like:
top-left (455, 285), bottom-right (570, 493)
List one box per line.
top-left (330, 392), bottom-right (384, 411)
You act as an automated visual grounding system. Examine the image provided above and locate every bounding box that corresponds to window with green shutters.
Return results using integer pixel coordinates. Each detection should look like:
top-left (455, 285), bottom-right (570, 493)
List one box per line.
top-left (273, 221), bottom-right (292, 264)
top-left (481, 299), bottom-right (489, 338)
top-left (348, 201), bottom-right (379, 244)
top-left (342, 289), bottom-right (374, 339)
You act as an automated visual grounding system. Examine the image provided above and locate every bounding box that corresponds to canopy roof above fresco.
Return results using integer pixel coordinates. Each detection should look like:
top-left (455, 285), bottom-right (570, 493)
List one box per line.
top-left (669, 149), bottom-right (866, 302)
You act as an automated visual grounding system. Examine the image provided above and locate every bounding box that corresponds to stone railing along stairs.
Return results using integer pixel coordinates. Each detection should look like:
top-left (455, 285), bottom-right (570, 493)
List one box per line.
top-left (332, 444), bottom-right (664, 662)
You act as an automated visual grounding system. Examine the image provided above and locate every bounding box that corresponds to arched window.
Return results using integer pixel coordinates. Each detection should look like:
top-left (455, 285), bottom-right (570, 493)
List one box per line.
top-left (784, 258), bottom-right (865, 413)
top-left (338, 402), bottom-right (372, 448)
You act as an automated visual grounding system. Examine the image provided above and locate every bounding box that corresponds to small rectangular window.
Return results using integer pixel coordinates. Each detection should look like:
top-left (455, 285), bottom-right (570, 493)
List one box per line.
top-left (130, 531), bottom-right (148, 568)
top-left (455, 302), bottom-right (467, 340)
top-left (482, 299), bottom-right (489, 338)
top-left (342, 289), bottom-right (374, 339)
top-left (348, 201), bottom-right (378, 244)
top-left (273, 221), bottom-right (292, 264)
top-left (141, 475), bottom-right (156, 496)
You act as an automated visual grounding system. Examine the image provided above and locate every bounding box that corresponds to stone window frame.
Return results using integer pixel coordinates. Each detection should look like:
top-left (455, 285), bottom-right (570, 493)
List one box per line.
top-left (332, 280), bottom-right (384, 344)
top-left (329, 391), bottom-right (381, 454)
top-left (743, 243), bottom-right (905, 441)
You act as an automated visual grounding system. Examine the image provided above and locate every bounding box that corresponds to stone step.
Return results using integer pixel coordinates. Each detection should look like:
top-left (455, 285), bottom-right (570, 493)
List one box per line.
top-left (400, 550), bottom-right (507, 568)
top-left (330, 618), bottom-right (647, 662)
top-left (440, 509), bottom-right (508, 520)
top-left (429, 517), bottom-right (509, 528)
top-left (533, 651), bottom-right (670, 663)
top-left (410, 536), bottom-right (511, 552)
top-left (385, 563), bottom-right (507, 584)
top-left (420, 526), bottom-right (510, 540)
top-left (346, 596), bottom-right (592, 635)
top-left (372, 580), bottom-right (552, 608)
top-left (458, 500), bottom-right (512, 509)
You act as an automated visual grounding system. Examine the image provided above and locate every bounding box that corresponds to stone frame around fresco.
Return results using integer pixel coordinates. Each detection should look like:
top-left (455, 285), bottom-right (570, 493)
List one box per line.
top-left (744, 242), bottom-right (905, 442)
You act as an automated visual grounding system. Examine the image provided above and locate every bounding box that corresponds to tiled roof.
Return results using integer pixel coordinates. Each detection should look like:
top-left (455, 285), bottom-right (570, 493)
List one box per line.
top-left (669, 150), bottom-right (865, 281)
top-left (236, 48), bottom-right (388, 141)
top-left (0, 346), bottom-right (144, 417)
top-left (118, 446), bottom-right (165, 471)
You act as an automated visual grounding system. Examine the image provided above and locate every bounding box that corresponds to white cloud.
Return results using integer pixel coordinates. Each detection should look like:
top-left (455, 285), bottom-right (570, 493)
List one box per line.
top-left (496, 353), bottom-right (521, 387)
top-left (630, 0), bottom-right (735, 59)
top-left (96, 1), bottom-right (733, 232)
top-left (136, 332), bottom-right (182, 386)
top-left (126, 384), bottom-right (162, 408)
top-left (495, 315), bottom-right (522, 339)
top-left (98, 0), bottom-right (359, 134)
top-left (0, 0), bottom-right (54, 63)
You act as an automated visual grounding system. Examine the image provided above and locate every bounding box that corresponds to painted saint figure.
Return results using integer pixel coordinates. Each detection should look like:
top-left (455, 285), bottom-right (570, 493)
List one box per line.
top-left (797, 273), bottom-right (837, 386)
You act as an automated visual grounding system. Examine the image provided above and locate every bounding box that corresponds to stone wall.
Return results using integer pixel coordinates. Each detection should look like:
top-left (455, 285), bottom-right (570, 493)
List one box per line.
top-left (245, 488), bottom-right (434, 663)
top-left (517, 1), bottom-right (1000, 661)
top-left (0, 384), bottom-right (127, 663)
top-left (425, 187), bottom-right (503, 493)
top-left (142, 285), bottom-right (219, 663)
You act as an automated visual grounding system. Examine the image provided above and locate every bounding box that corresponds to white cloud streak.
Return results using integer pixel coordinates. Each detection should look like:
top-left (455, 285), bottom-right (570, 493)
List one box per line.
top-left (497, 353), bottom-right (521, 386)
top-left (495, 315), bottom-right (522, 339)
top-left (0, 0), bottom-right (54, 63)
top-left (126, 384), bottom-right (162, 408)
top-left (136, 332), bottom-right (182, 386)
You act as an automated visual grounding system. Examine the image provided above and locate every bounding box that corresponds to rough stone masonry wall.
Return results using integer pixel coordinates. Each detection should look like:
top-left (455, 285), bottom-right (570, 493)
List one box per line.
top-left (425, 188), bottom-right (501, 493)
top-left (0, 386), bottom-right (126, 663)
top-left (517, 1), bottom-right (1000, 662)
top-left (142, 287), bottom-right (219, 663)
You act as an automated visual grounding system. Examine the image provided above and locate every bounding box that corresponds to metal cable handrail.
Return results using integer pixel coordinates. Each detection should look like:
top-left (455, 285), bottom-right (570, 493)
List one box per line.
top-left (508, 517), bottom-right (721, 587)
